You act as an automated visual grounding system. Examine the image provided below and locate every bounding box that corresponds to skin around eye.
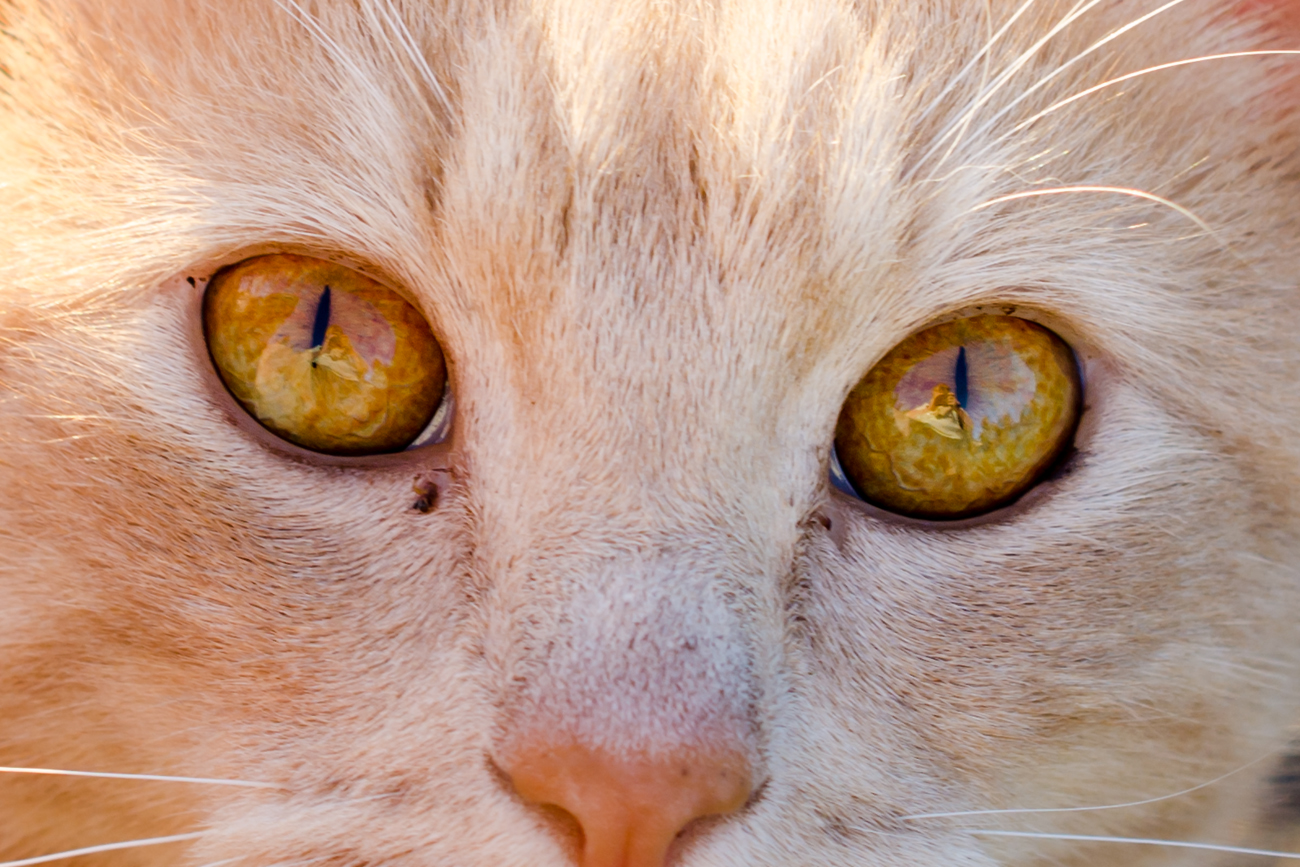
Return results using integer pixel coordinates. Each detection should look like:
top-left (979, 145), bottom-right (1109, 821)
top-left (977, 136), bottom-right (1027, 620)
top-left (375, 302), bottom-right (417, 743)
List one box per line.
top-left (203, 254), bottom-right (447, 456)
top-left (834, 315), bottom-right (1081, 520)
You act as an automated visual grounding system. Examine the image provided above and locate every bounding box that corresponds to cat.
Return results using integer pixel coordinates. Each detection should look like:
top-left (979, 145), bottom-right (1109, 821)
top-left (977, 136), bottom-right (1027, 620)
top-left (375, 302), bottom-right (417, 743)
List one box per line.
top-left (3, 0), bottom-right (1300, 865)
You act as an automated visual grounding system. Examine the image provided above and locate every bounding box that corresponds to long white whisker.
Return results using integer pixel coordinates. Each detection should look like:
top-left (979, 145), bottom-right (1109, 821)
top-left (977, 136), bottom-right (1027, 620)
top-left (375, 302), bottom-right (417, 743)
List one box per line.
top-left (966, 0), bottom-right (1195, 147)
top-left (0, 766), bottom-right (280, 789)
top-left (901, 748), bottom-right (1280, 820)
top-left (918, 0), bottom-right (1105, 172)
top-left (358, 0), bottom-right (453, 119)
top-left (272, 0), bottom-right (374, 89)
top-left (913, 0), bottom-right (1044, 128)
top-left (0, 834), bottom-right (203, 867)
top-left (1009, 50), bottom-right (1300, 133)
top-left (970, 185), bottom-right (1214, 235)
top-left (964, 830), bottom-right (1300, 859)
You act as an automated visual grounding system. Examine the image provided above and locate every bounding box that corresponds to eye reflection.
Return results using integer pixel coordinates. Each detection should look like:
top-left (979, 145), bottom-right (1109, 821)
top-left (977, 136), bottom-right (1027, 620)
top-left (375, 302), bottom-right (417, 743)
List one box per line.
top-left (834, 315), bottom-right (1081, 520)
top-left (904, 383), bottom-right (973, 440)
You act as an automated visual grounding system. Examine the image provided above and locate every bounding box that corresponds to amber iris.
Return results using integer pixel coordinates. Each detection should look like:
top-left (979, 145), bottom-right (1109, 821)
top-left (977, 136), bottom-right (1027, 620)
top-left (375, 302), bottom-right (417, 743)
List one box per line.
top-left (834, 315), bottom-right (1080, 519)
top-left (204, 254), bottom-right (446, 455)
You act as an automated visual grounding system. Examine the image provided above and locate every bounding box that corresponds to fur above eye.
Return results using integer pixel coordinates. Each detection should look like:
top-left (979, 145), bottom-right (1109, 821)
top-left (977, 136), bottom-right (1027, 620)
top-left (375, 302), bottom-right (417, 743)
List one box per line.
top-left (832, 315), bottom-right (1081, 520)
top-left (203, 254), bottom-right (447, 456)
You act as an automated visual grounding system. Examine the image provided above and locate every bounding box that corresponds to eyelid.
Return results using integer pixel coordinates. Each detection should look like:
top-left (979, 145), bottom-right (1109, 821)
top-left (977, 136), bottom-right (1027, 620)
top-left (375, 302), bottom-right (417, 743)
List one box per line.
top-left (825, 448), bottom-right (1078, 533)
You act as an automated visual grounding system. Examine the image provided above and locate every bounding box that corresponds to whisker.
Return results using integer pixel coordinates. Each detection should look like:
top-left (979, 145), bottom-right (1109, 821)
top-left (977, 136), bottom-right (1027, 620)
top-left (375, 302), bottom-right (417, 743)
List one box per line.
top-left (970, 184), bottom-right (1214, 235)
top-left (901, 747), bottom-right (1280, 820)
top-left (965, 0), bottom-right (1196, 149)
top-left (272, 0), bottom-right (373, 87)
top-left (1009, 50), bottom-right (1300, 133)
top-left (0, 833), bottom-right (203, 867)
top-left (360, 0), bottom-right (453, 117)
top-left (0, 766), bottom-right (281, 789)
top-left (964, 829), bottom-right (1300, 860)
top-left (913, 0), bottom-right (1044, 128)
top-left (918, 0), bottom-right (1106, 172)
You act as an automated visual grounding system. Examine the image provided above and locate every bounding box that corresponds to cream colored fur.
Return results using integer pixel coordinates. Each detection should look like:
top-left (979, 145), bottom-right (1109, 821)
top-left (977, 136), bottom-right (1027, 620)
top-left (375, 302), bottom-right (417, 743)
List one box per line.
top-left (2, 0), bottom-right (1300, 865)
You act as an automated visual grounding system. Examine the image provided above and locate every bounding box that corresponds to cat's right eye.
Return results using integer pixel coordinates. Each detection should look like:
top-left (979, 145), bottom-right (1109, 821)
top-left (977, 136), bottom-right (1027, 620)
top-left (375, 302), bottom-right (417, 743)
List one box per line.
top-left (203, 254), bottom-right (448, 456)
top-left (832, 315), bottom-right (1081, 520)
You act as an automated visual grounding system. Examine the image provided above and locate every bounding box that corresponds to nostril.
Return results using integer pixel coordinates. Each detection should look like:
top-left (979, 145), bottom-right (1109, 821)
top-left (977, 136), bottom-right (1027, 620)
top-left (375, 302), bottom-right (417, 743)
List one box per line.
top-left (538, 801), bottom-right (587, 862)
top-left (502, 740), bottom-right (753, 867)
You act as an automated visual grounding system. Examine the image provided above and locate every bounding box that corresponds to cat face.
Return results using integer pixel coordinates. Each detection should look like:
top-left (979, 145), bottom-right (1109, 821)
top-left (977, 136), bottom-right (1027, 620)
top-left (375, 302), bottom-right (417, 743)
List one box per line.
top-left (2, 1), bottom-right (1300, 865)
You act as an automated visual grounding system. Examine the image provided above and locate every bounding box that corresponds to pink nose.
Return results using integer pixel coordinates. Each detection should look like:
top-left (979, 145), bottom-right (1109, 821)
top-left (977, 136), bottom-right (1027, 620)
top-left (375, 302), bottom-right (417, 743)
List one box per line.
top-left (504, 739), bottom-right (753, 867)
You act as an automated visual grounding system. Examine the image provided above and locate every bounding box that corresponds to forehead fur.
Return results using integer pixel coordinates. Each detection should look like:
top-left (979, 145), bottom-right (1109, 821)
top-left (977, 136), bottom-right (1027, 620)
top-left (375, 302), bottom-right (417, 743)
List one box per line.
top-left (2, 0), bottom-right (1298, 427)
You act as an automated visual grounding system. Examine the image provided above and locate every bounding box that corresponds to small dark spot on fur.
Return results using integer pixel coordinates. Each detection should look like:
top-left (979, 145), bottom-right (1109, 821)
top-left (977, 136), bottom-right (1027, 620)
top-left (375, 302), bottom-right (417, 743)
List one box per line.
top-left (411, 477), bottom-right (439, 513)
top-left (1268, 752), bottom-right (1300, 822)
top-left (186, 276), bottom-right (196, 287)
top-left (814, 808), bottom-right (857, 843)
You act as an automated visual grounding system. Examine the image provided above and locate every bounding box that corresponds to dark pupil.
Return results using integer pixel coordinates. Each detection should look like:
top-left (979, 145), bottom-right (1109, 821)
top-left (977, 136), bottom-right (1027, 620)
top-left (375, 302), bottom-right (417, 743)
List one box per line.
top-left (311, 285), bottom-right (332, 350)
top-left (954, 345), bottom-right (968, 408)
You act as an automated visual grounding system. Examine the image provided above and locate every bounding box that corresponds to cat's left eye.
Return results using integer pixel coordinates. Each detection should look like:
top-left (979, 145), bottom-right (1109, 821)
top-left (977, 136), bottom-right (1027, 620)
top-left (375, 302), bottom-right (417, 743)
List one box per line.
top-left (832, 315), bottom-right (1081, 521)
top-left (203, 254), bottom-right (448, 456)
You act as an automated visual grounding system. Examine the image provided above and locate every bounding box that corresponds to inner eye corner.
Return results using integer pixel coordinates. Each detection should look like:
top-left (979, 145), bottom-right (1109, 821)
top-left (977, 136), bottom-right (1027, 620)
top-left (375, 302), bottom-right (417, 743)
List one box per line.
top-left (831, 313), bottom-right (1083, 523)
top-left (407, 385), bottom-right (456, 450)
top-left (201, 253), bottom-right (450, 458)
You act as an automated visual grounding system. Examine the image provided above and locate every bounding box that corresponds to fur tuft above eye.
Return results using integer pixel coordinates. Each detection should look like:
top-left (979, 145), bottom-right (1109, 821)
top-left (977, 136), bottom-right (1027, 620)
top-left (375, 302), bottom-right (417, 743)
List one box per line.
top-left (832, 316), bottom-right (1081, 520)
top-left (203, 254), bottom-right (448, 456)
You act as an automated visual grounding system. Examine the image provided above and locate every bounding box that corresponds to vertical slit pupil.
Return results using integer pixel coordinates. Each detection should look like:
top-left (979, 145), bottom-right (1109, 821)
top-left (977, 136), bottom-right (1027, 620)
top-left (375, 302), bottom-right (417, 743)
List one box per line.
top-left (311, 286), bottom-right (332, 350)
top-left (954, 345), bottom-right (968, 407)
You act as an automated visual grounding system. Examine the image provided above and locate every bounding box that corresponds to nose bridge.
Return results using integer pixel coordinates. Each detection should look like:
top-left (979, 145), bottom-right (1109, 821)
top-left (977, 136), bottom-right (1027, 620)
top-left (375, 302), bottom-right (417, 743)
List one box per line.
top-left (498, 554), bottom-right (759, 754)
top-left (489, 553), bottom-right (761, 867)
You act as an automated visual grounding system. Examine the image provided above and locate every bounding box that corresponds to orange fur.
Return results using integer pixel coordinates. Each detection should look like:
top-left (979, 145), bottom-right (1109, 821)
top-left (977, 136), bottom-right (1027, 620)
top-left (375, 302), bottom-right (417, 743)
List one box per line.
top-left (2, 1), bottom-right (1300, 865)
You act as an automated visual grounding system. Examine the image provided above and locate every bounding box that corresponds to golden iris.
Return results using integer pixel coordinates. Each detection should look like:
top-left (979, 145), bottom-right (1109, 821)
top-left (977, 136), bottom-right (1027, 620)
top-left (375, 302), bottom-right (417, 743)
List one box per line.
top-left (203, 254), bottom-right (447, 455)
top-left (834, 315), bottom-right (1080, 519)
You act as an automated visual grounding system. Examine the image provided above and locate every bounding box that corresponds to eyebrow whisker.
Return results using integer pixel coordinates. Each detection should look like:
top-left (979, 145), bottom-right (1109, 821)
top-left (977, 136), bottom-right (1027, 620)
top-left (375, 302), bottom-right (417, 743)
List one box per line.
top-left (1009, 50), bottom-right (1300, 134)
top-left (955, 0), bottom-right (1197, 153)
top-left (970, 184), bottom-right (1215, 235)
